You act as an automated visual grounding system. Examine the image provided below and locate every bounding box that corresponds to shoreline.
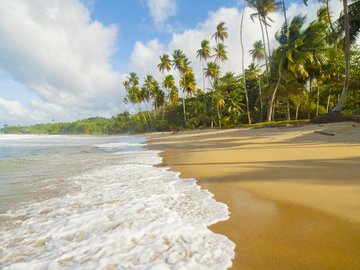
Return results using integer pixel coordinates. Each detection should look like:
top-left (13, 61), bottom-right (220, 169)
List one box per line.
top-left (148, 122), bottom-right (360, 269)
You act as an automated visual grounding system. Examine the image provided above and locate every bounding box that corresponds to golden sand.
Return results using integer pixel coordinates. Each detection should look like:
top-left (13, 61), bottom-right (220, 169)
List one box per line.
top-left (148, 122), bottom-right (360, 269)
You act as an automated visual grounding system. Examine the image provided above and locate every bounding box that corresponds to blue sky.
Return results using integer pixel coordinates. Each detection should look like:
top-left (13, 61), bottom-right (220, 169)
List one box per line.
top-left (0, 0), bottom-right (346, 126)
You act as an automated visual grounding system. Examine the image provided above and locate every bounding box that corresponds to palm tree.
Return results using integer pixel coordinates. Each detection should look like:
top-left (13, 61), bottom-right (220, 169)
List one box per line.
top-left (213, 43), bottom-right (228, 65)
top-left (214, 90), bottom-right (225, 128)
top-left (212, 21), bottom-right (228, 44)
top-left (332, 0), bottom-right (351, 112)
top-left (249, 40), bottom-right (265, 120)
top-left (157, 54), bottom-right (171, 78)
top-left (304, 0), bottom-right (336, 43)
top-left (249, 40), bottom-right (266, 62)
top-left (247, 0), bottom-right (269, 78)
top-left (248, 0), bottom-right (280, 67)
top-left (128, 72), bottom-right (139, 86)
top-left (246, 62), bottom-right (263, 121)
top-left (162, 74), bottom-right (176, 100)
top-left (205, 61), bottom-right (221, 127)
top-left (267, 15), bottom-right (327, 121)
top-left (143, 75), bottom-right (157, 111)
top-left (179, 69), bottom-right (196, 125)
top-left (240, 0), bottom-right (252, 124)
top-left (172, 49), bottom-right (187, 74)
top-left (169, 86), bottom-right (179, 104)
top-left (197, 40), bottom-right (212, 92)
top-left (205, 61), bottom-right (220, 89)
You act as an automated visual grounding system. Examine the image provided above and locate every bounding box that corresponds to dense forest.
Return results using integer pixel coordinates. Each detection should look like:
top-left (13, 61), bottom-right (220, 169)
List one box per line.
top-left (2, 0), bottom-right (360, 135)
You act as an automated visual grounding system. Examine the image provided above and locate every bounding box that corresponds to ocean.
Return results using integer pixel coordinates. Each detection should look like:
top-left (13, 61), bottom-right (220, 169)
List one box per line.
top-left (0, 134), bottom-right (234, 269)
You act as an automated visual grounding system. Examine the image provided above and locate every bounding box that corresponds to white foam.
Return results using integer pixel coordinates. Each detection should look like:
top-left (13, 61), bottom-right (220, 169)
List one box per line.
top-left (0, 141), bottom-right (235, 269)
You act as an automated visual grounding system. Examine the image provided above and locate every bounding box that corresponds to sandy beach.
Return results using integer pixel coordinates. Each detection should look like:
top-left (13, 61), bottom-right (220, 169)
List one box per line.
top-left (148, 122), bottom-right (360, 269)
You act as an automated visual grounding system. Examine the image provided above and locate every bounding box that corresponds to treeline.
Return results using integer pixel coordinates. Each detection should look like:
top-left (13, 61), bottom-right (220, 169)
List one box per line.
top-left (122, 1), bottom-right (360, 130)
top-left (1, 117), bottom-right (111, 135)
top-left (2, 1), bottom-right (359, 135)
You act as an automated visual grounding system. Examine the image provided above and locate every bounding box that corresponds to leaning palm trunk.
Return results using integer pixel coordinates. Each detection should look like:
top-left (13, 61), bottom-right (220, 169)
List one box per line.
top-left (267, 73), bottom-right (282, 121)
top-left (326, 95), bottom-right (331, 112)
top-left (332, 0), bottom-right (350, 112)
top-left (241, 1), bottom-right (252, 124)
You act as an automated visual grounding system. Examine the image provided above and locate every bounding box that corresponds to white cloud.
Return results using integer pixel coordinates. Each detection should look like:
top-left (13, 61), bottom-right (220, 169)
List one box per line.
top-left (0, 97), bottom-right (27, 121)
top-left (146, 0), bottom-right (177, 26)
top-left (0, 0), bottom-right (126, 124)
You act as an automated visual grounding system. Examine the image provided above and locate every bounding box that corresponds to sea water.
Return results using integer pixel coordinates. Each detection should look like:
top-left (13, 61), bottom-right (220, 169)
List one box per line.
top-left (0, 135), bottom-right (235, 269)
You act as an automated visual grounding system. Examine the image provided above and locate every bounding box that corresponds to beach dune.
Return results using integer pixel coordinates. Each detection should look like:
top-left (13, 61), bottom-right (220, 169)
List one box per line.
top-left (149, 122), bottom-right (360, 270)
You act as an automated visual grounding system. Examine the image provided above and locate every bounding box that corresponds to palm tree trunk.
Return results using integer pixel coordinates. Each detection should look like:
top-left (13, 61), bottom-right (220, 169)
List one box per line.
top-left (282, 0), bottom-right (288, 27)
top-left (332, 0), bottom-right (350, 112)
top-left (182, 94), bottom-right (187, 126)
top-left (295, 97), bottom-right (301, 120)
top-left (138, 104), bottom-right (149, 131)
top-left (217, 107), bottom-right (222, 128)
top-left (258, 77), bottom-right (263, 122)
top-left (144, 101), bottom-right (152, 120)
top-left (267, 74), bottom-right (282, 121)
top-left (326, 95), bottom-right (331, 112)
top-left (263, 17), bottom-right (271, 57)
top-left (241, 1), bottom-right (252, 125)
top-left (272, 101), bottom-right (276, 121)
top-left (286, 97), bottom-right (291, 120)
top-left (202, 61), bottom-right (206, 93)
top-left (316, 82), bottom-right (320, 116)
top-left (326, 0), bottom-right (336, 44)
top-left (308, 78), bottom-right (312, 119)
top-left (258, 14), bottom-right (269, 80)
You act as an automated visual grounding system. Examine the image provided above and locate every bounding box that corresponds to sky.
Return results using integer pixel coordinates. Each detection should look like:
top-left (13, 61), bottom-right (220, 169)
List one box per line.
top-left (0, 0), bottom-right (351, 126)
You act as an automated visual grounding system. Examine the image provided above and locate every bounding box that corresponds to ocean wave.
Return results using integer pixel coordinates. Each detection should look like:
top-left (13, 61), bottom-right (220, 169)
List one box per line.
top-left (0, 140), bottom-right (235, 269)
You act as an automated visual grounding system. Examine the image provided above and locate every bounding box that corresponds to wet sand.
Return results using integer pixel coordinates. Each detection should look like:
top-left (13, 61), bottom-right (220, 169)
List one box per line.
top-left (148, 122), bottom-right (360, 269)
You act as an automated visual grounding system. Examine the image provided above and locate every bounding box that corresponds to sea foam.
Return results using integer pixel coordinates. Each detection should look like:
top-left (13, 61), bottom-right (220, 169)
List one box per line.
top-left (0, 138), bottom-right (235, 269)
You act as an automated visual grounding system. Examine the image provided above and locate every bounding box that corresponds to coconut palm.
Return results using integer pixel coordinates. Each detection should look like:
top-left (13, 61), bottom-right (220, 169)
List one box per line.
top-left (213, 43), bottom-right (228, 65)
top-left (247, 0), bottom-right (269, 78)
top-left (336, 0), bottom-right (360, 44)
top-left (157, 54), bottom-right (171, 78)
top-left (305, 0), bottom-right (336, 42)
top-left (162, 74), bottom-right (176, 99)
top-left (214, 90), bottom-right (225, 128)
top-left (248, 0), bottom-right (280, 57)
top-left (212, 21), bottom-right (228, 44)
top-left (267, 15), bottom-right (327, 121)
top-left (246, 62), bottom-right (264, 121)
top-left (128, 72), bottom-right (139, 86)
top-left (332, 0), bottom-right (351, 112)
top-left (249, 40), bottom-right (266, 62)
top-left (169, 86), bottom-right (179, 104)
top-left (197, 40), bottom-right (212, 92)
top-left (204, 61), bottom-right (220, 90)
top-left (240, 0), bottom-right (252, 124)
top-left (143, 75), bottom-right (157, 111)
top-left (179, 69), bottom-right (196, 125)
top-left (172, 49), bottom-right (188, 74)
top-left (249, 40), bottom-right (265, 120)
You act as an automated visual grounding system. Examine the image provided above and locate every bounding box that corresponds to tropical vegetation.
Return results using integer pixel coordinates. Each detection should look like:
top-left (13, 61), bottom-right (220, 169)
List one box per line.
top-left (2, 0), bottom-right (359, 135)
